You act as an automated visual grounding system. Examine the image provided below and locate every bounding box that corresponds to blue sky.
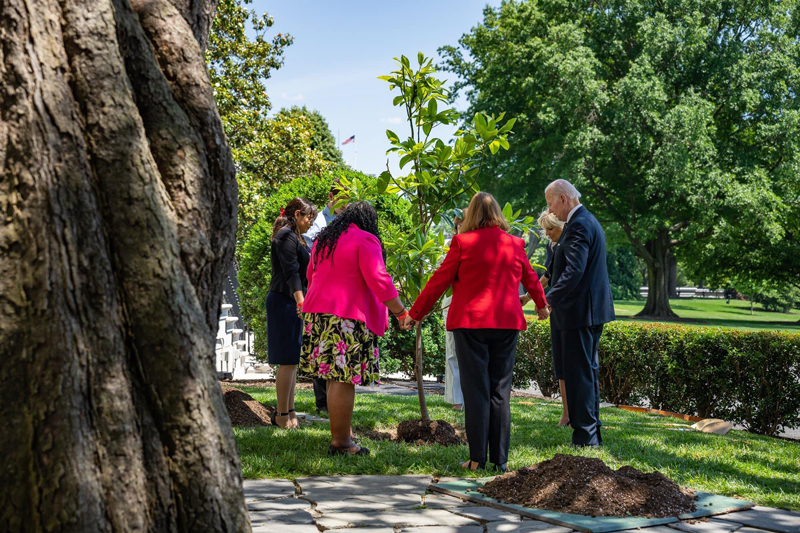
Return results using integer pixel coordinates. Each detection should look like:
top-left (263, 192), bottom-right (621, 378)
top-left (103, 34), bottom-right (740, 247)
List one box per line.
top-left (253, 0), bottom-right (501, 177)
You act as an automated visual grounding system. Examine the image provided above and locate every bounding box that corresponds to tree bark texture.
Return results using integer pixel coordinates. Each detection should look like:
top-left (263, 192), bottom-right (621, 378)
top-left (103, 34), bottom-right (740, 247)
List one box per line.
top-left (0, 0), bottom-right (249, 531)
top-left (637, 233), bottom-right (679, 318)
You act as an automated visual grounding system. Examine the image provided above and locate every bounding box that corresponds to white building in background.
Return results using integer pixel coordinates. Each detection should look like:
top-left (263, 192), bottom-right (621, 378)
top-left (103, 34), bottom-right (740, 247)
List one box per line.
top-left (214, 267), bottom-right (264, 380)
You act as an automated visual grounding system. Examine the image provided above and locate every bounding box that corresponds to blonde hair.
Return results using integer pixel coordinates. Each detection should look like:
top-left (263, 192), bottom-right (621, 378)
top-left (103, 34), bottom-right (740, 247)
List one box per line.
top-left (537, 209), bottom-right (564, 232)
top-left (459, 192), bottom-right (510, 234)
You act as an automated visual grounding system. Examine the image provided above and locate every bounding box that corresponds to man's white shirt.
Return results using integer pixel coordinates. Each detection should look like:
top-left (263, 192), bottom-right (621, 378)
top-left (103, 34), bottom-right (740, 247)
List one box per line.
top-left (566, 203), bottom-right (582, 223)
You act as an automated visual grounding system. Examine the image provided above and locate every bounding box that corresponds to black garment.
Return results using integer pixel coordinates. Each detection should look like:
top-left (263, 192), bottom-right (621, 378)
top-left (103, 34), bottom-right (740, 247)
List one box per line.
top-left (453, 328), bottom-right (519, 466)
top-left (312, 377), bottom-right (328, 412)
top-left (547, 206), bottom-right (614, 331)
top-left (266, 291), bottom-right (303, 365)
top-left (547, 206), bottom-right (613, 447)
top-left (269, 227), bottom-right (310, 298)
top-left (554, 325), bottom-right (604, 446)
top-left (543, 242), bottom-right (555, 281)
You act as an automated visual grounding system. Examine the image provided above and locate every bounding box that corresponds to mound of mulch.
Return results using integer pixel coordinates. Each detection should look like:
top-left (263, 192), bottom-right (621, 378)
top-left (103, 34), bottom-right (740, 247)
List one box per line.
top-left (221, 386), bottom-right (274, 427)
top-left (396, 419), bottom-right (462, 446)
top-left (478, 454), bottom-right (697, 518)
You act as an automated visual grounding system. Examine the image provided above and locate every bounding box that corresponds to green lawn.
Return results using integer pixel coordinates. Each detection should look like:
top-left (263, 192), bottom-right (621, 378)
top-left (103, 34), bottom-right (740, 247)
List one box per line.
top-left (526, 297), bottom-right (800, 332)
top-left (233, 385), bottom-right (800, 511)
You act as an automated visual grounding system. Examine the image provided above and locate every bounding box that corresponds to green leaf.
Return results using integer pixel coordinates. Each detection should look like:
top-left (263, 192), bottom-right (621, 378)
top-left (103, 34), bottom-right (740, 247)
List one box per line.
top-left (499, 117), bottom-right (516, 133)
top-left (418, 51), bottom-right (425, 65)
top-left (386, 129), bottom-right (400, 143)
top-left (377, 171), bottom-right (392, 194)
top-left (489, 140), bottom-right (500, 154)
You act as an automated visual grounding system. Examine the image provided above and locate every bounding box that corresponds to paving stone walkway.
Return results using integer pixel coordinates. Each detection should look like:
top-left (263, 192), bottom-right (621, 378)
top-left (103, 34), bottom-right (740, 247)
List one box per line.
top-left (244, 476), bottom-right (800, 533)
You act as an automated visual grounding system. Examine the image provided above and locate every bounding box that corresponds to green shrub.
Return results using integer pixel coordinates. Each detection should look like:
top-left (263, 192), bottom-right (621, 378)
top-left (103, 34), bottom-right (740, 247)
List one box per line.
top-left (513, 320), bottom-right (800, 436)
top-left (238, 169), bottom-right (413, 360)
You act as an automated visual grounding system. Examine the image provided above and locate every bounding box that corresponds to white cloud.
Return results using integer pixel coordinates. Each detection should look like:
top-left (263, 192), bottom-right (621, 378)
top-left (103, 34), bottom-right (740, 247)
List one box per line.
top-left (281, 92), bottom-right (305, 101)
top-left (380, 117), bottom-right (403, 124)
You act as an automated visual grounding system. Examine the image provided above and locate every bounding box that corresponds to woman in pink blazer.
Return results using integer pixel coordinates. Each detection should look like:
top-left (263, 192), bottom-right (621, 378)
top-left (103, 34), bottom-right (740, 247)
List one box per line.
top-left (300, 202), bottom-right (411, 456)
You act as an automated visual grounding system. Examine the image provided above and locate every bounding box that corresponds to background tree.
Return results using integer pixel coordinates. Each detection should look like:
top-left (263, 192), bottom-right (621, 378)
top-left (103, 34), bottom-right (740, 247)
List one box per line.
top-left (1, 0), bottom-right (248, 530)
top-left (206, 0), bottom-right (333, 240)
top-left (348, 53), bottom-right (521, 422)
top-left (440, 0), bottom-right (799, 317)
top-left (278, 106), bottom-right (346, 165)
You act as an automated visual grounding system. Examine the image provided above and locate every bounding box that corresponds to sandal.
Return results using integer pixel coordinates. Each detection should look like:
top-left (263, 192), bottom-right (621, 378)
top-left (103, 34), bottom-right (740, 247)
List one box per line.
top-left (328, 443), bottom-right (370, 456)
top-left (460, 460), bottom-right (485, 471)
top-left (270, 410), bottom-right (293, 429)
top-left (288, 409), bottom-right (301, 428)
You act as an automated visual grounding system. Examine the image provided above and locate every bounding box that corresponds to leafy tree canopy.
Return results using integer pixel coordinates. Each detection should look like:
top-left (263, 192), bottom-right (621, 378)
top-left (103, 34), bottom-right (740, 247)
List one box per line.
top-left (440, 0), bottom-right (799, 316)
top-left (278, 106), bottom-right (345, 165)
top-left (206, 0), bottom-right (334, 240)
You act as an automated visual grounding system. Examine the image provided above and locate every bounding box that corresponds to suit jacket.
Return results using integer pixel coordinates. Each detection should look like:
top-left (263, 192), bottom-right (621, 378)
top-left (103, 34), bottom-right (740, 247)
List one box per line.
top-left (409, 226), bottom-right (548, 331)
top-left (269, 227), bottom-right (310, 298)
top-left (547, 206), bottom-right (615, 331)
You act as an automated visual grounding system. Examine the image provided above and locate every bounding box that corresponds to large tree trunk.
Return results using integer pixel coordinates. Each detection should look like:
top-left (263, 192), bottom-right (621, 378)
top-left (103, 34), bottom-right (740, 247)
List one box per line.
top-left (0, 0), bottom-right (249, 531)
top-left (667, 251), bottom-right (678, 298)
top-left (637, 233), bottom-right (679, 318)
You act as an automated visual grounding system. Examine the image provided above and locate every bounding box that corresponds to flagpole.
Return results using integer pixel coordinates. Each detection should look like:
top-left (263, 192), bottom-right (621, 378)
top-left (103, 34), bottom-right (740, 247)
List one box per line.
top-left (354, 135), bottom-right (357, 170)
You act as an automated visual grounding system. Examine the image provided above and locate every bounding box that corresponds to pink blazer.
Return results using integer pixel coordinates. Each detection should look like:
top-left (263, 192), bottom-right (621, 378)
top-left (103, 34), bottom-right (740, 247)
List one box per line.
top-left (304, 224), bottom-right (399, 336)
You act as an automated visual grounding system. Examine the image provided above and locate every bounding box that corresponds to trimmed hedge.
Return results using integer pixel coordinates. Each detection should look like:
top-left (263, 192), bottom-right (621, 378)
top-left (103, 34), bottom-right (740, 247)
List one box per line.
top-left (514, 320), bottom-right (800, 436)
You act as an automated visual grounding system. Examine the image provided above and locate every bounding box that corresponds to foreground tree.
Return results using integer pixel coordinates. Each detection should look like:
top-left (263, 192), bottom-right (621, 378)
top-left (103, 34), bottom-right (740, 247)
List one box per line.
top-left (441, 0), bottom-right (798, 317)
top-left (1, 0), bottom-right (249, 531)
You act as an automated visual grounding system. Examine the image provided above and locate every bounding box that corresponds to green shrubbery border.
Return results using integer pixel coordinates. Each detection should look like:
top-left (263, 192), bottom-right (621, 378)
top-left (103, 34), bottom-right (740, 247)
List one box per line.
top-left (514, 320), bottom-right (800, 436)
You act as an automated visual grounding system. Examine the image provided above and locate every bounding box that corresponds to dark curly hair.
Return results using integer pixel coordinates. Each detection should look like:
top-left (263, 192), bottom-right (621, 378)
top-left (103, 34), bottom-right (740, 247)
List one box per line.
top-left (313, 201), bottom-right (385, 267)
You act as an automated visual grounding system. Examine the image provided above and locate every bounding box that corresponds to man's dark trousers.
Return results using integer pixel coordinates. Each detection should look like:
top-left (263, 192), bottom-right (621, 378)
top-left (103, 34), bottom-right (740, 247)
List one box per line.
top-left (453, 328), bottom-right (518, 466)
top-left (312, 377), bottom-right (328, 413)
top-left (554, 325), bottom-right (604, 446)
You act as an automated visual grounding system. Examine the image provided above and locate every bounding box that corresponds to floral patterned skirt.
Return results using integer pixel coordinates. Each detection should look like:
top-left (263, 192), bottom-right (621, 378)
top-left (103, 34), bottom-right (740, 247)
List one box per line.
top-left (300, 313), bottom-right (380, 386)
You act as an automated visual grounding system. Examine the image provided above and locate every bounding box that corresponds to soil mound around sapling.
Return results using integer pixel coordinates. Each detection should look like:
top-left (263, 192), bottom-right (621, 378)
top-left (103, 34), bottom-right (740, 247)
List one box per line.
top-left (478, 454), bottom-right (697, 518)
top-left (396, 419), bottom-right (461, 446)
top-left (221, 386), bottom-right (274, 427)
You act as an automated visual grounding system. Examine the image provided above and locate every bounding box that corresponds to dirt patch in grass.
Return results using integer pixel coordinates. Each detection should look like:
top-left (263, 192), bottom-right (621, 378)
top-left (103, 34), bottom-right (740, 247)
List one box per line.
top-left (479, 454), bottom-right (697, 518)
top-left (355, 421), bottom-right (466, 446)
top-left (396, 419), bottom-right (462, 446)
top-left (221, 386), bottom-right (274, 426)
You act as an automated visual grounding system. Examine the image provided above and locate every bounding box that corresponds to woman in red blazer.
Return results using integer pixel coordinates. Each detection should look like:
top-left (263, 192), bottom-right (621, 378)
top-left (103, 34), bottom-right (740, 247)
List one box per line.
top-left (405, 192), bottom-right (549, 472)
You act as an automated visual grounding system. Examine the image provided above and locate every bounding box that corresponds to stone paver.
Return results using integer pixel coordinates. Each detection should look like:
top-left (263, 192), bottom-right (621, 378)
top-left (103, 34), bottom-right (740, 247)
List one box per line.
top-left (243, 478), bottom-right (295, 501)
top-left (447, 505), bottom-right (524, 523)
top-left (668, 518), bottom-right (744, 532)
top-left (316, 508), bottom-right (480, 529)
top-left (297, 474), bottom-right (429, 511)
top-left (716, 506), bottom-right (800, 533)
top-left (251, 524), bottom-right (319, 533)
top-left (401, 527), bottom-right (485, 533)
top-left (423, 494), bottom-right (474, 509)
top-left (487, 520), bottom-right (573, 533)
top-left (249, 508), bottom-right (315, 526)
top-left (246, 497), bottom-right (312, 512)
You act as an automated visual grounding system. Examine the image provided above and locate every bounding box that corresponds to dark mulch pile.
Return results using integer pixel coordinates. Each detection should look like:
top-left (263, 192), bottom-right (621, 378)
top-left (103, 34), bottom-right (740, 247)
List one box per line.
top-left (478, 454), bottom-right (697, 518)
top-left (396, 419), bottom-right (461, 446)
top-left (221, 386), bottom-right (274, 427)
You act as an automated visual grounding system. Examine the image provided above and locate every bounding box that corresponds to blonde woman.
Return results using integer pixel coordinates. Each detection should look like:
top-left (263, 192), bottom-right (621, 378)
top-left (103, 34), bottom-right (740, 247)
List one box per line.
top-left (537, 209), bottom-right (569, 427)
top-left (405, 192), bottom-right (549, 472)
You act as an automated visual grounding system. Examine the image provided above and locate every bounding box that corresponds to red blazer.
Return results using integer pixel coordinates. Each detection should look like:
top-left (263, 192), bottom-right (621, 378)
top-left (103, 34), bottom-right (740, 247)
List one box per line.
top-left (409, 226), bottom-right (547, 330)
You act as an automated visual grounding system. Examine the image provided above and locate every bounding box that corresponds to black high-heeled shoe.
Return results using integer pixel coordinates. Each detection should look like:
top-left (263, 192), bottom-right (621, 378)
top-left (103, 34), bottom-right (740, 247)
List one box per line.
top-left (328, 443), bottom-right (370, 456)
top-left (270, 410), bottom-right (292, 428)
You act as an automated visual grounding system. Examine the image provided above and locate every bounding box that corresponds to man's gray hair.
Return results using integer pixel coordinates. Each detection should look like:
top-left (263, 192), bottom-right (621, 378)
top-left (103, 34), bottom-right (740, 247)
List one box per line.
top-left (545, 179), bottom-right (582, 200)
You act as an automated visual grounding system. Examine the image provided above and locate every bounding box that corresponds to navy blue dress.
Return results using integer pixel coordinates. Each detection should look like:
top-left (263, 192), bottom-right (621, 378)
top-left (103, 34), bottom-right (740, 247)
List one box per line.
top-left (266, 228), bottom-right (310, 365)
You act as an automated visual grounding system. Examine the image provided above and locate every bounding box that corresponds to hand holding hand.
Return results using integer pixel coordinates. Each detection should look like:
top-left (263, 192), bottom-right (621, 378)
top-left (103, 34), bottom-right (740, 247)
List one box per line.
top-left (400, 315), bottom-right (416, 330)
top-left (536, 306), bottom-right (550, 321)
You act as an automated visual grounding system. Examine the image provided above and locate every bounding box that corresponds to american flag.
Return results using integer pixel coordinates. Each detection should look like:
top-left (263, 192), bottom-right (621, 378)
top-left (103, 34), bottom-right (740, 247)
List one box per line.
top-left (342, 135), bottom-right (355, 145)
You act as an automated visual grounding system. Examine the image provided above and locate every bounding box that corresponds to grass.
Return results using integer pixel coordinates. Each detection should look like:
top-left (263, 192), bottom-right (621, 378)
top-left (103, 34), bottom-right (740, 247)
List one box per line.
top-left (233, 385), bottom-right (800, 511)
top-left (525, 297), bottom-right (800, 333)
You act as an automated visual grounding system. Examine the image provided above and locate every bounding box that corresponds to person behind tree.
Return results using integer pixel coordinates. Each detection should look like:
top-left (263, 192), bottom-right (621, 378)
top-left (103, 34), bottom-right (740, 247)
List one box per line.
top-left (267, 198), bottom-right (318, 429)
top-left (536, 209), bottom-right (569, 427)
top-left (300, 202), bottom-right (412, 456)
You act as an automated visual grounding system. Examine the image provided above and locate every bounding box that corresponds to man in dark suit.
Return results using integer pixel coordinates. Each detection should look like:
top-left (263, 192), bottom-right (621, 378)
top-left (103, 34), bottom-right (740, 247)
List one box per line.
top-left (545, 179), bottom-right (615, 447)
